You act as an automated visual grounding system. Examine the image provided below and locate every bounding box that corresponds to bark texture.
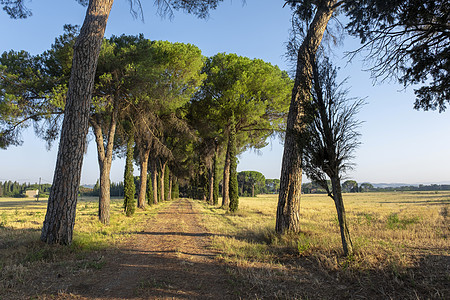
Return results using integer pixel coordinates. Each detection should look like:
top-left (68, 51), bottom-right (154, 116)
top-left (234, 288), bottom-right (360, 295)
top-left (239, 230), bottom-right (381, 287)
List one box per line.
top-left (90, 102), bottom-right (118, 225)
top-left (41, 0), bottom-right (114, 245)
top-left (138, 148), bottom-right (150, 208)
top-left (276, 0), bottom-right (337, 234)
top-left (228, 114), bottom-right (239, 212)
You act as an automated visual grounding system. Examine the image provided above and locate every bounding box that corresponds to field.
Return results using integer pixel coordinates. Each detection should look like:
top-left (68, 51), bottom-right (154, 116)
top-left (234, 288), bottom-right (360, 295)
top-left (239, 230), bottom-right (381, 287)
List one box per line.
top-left (0, 192), bottom-right (449, 299)
top-left (196, 192), bottom-right (450, 299)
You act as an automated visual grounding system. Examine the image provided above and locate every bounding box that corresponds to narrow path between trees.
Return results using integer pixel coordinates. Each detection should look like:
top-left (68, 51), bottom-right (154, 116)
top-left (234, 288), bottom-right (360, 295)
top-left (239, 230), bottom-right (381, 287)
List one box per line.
top-left (67, 198), bottom-right (235, 299)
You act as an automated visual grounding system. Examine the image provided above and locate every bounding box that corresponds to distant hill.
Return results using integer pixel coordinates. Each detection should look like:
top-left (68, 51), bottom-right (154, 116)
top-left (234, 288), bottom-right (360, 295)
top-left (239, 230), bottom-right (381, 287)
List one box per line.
top-left (372, 182), bottom-right (450, 188)
top-left (81, 184), bottom-right (95, 189)
top-left (372, 183), bottom-right (418, 188)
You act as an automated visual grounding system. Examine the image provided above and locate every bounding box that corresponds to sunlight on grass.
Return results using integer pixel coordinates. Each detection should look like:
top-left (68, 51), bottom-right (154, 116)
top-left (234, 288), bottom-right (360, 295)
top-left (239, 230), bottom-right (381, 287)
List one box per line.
top-left (0, 196), bottom-right (170, 293)
top-left (194, 191), bottom-right (450, 297)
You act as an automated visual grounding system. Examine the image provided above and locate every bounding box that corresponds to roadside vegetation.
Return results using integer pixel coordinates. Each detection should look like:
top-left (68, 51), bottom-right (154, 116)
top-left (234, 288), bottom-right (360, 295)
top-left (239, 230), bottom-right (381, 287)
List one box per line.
top-left (196, 192), bottom-right (450, 299)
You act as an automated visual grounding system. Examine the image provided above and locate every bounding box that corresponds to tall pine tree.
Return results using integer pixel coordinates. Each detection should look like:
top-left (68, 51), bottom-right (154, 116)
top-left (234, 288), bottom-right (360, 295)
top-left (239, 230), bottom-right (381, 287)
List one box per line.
top-left (123, 129), bottom-right (136, 217)
top-left (228, 113), bottom-right (239, 212)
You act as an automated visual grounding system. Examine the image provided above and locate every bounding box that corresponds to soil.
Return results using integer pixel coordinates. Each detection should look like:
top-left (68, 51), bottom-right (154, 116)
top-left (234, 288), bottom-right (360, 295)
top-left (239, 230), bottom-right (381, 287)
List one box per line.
top-left (46, 198), bottom-right (236, 299)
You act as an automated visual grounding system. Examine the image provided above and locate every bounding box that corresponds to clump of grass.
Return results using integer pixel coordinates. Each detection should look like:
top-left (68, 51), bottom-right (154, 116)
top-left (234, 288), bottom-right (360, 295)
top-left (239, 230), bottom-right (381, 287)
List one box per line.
top-left (0, 264), bottom-right (28, 289)
top-left (386, 213), bottom-right (420, 229)
top-left (439, 206), bottom-right (448, 218)
top-left (0, 212), bottom-right (7, 228)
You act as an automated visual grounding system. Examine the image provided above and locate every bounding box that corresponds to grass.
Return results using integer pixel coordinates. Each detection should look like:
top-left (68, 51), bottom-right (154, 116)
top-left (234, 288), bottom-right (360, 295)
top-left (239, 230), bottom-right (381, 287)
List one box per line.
top-left (0, 196), bottom-right (170, 297)
top-left (1, 192), bottom-right (448, 299)
top-left (195, 191), bottom-right (450, 299)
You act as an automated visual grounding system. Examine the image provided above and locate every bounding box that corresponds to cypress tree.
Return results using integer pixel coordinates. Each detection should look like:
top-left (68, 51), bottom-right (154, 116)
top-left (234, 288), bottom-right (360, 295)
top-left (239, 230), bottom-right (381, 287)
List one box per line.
top-left (228, 113), bottom-right (239, 212)
top-left (123, 133), bottom-right (136, 217)
top-left (172, 177), bottom-right (179, 199)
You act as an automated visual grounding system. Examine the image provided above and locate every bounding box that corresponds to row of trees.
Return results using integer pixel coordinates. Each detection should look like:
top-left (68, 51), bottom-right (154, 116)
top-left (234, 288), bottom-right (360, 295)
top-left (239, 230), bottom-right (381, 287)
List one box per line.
top-left (2, 0), bottom-right (446, 256)
top-left (1, 29), bottom-right (292, 240)
top-left (0, 181), bottom-right (51, 198)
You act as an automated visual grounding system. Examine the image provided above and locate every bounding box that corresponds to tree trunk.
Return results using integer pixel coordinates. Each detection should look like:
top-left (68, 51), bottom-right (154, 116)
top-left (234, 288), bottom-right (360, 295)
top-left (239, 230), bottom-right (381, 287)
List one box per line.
top-left (138, 148), bottom-right (150, 209)
top-left (330, 176), bottom-right (353, 256)
top-left (123, 131), bottom-right (136, 216)
top-left (41, 0), bottom-right (114, 245)
top-left (213, 145), bottom-right (219, 205)
top-left (208, 164), bottom-right (214, 205)
top-left (168, 173), bottom-right (173, 201)
top-left (228, 114), bottom-right (239, 212)
top-left (276, 0), bottom-right (337, 234)
top-left (159, 159), bottom-right (166, 201)
top-left (151, 159), bottom-right (158, 204)
top-left (222, 145), bottom-right (230, 208)
top-left (90, 99), bottom-right (118, 225)
top-left (251, 183), bottom-right (255, 197)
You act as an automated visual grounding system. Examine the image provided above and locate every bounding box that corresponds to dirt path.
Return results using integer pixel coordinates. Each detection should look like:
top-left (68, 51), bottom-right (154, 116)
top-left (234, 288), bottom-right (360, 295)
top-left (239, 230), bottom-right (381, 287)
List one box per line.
top-left (65, 199), bottom-right (235, 299)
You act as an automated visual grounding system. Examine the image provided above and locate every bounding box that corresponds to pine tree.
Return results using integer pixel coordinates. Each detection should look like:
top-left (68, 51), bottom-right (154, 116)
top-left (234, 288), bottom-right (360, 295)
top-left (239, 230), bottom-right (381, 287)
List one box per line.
top-left (123, 132), bottom-right (136, 217)
top-left (228, 113), bottom-right (239, 212)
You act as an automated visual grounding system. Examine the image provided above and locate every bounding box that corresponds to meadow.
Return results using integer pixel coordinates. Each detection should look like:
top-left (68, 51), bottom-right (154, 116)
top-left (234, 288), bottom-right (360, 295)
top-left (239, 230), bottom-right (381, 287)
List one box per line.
top-left (195, 191), bottom-right (450, 299)
top-left (0, 191), bottom-right (448, 299)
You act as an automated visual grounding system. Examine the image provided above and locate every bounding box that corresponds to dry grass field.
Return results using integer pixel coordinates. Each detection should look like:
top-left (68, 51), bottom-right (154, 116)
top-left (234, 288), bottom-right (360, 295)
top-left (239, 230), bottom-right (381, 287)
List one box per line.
top-left (195, 191), bottom-right (450, 299)
top-left (0, 191), bottom-right (448, 299)
top-left (0, 196), bottom-right (171, 298)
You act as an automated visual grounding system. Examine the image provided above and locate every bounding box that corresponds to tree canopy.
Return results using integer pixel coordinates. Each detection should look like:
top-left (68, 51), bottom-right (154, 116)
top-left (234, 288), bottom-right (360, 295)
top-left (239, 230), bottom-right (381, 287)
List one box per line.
top-left (343, 0), bottom-right (449, 112)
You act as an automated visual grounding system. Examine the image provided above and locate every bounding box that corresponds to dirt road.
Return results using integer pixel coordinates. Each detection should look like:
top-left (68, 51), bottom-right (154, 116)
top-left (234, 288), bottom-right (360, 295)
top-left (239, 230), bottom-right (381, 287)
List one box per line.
top-left (66, 199), bottom-right (235, 299)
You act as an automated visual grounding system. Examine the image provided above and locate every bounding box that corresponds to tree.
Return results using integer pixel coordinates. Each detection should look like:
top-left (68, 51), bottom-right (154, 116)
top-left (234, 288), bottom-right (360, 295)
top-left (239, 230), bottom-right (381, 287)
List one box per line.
top-left (359, 182), bottom-right (374, 192)
top-left (228, 113), bottom-right (239, 212)
top-left (193, 53), bottom-right (291, 210)
top-left (342, 180), bottom-right (359, 193)
top-left (0, 27), bottom-right (74, 149)
top-left (237, 171), bottom-right (266, 197)
top-left (265, 178), bottom-right (280, 194)
top-left (146, 170), bottom-right (153, 205)
top-left (164, 164), bottom-right (170, 201)
top-left (40, 0), bottom-right (115, 245)
top-left (212, 145), bottom-right (219, 204)
top-left (91, 35), bottom-right (147, 223)
top-left (2, 0), bottom-right (226, 245)
top-left (301, 56), bottom-right (363, 256)
top-left (123, 124), bottom-right (136, 217)
top-left (343, 0), bottom-right (449, 112)
top-left (130, 40), bottom-right (204, 208)
top-left (277, 0), bottom-right (341, 234)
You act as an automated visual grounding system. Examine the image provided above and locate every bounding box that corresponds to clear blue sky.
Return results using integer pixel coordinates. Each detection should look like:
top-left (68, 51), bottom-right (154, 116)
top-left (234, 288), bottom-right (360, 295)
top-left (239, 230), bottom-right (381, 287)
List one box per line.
top-left (0, 0), bottom-right (449, 185)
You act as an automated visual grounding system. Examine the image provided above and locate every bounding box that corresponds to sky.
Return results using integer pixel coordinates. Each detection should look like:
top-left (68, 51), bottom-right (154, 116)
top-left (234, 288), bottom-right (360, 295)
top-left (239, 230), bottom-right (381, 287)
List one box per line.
top-left (0, 0), bottom-right (449, 186)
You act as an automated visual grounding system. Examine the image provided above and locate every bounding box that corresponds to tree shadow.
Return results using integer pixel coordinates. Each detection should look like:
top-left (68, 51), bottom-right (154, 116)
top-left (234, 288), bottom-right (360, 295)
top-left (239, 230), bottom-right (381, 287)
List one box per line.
top-left (219, 253), bottom-right (450, 299)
